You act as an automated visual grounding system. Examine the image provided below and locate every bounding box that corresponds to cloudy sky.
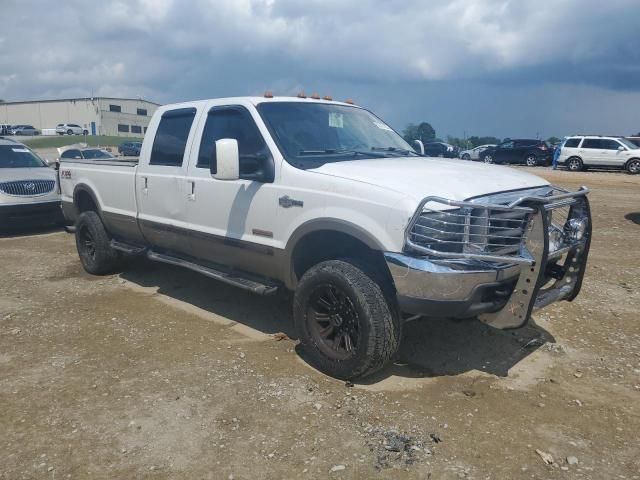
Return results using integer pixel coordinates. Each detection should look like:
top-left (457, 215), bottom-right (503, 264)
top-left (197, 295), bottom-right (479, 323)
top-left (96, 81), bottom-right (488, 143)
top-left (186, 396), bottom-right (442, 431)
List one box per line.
top-left (1, 0), bottom-right (639, 139)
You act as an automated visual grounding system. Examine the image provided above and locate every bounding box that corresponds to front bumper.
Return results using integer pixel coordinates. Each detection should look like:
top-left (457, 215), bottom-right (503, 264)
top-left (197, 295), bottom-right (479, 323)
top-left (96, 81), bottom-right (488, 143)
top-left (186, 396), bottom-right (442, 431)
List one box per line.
top-left (386, 187), bottom-right (591, 329)
top-left (385, 254), bottom-right (521, 318)
top-left (0, 201), bottom-right (64, 228)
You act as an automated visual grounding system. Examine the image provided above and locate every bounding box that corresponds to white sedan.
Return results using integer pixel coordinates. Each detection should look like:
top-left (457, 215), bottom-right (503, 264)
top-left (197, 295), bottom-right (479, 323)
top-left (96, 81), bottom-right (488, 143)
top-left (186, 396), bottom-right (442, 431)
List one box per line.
top-left (459, 144), bottom-right (496, 161)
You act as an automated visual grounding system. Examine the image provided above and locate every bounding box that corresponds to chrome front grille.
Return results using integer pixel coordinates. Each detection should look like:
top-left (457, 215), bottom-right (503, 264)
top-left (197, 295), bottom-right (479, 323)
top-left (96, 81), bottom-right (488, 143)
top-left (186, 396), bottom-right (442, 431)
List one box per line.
top-left (410, 204), bottom-right (530, 257)
top-left (405, 187), bottom-right (590, 264)
top-left (0, 179), bottom-right (55, 196)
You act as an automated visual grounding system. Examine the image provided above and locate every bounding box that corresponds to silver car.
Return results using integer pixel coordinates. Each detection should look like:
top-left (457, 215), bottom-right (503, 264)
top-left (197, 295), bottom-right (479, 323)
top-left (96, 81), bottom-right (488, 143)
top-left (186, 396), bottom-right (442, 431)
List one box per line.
top-left (13, 125), bottom-right (41, 136)
top-left (0, 138), bottom-right (62, 228)
top-left (459, 144), bottom-right (496, 161)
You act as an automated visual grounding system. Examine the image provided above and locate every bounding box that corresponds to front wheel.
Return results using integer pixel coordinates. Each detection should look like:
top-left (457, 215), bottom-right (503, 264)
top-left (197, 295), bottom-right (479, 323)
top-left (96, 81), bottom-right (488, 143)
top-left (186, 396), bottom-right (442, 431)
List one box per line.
top-left (462, 154), bottom-right (471, 160)
top-left (294, 259), bottom-right (400, 380)
top-left (67, 129), bottom-right (73, 135)
top-left (525, 154), bottom-right (538, 167)
top-left (75, 211), bottom-right (123, 275)
top-left (483, 155), bottom-right (494, 164)
top-left (626, 159), bottom-right (640, 175)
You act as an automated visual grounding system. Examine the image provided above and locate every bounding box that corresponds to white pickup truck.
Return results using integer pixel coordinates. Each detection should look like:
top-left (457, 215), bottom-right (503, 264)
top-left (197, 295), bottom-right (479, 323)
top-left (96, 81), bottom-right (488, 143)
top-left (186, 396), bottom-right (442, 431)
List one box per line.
top-left (59, 96), bottom-right (592, 380)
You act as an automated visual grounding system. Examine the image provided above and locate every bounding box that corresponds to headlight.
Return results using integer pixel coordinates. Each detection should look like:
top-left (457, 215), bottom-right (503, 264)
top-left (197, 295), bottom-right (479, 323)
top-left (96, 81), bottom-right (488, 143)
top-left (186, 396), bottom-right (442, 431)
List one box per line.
top-left (565, 218), bottom-right (588, 241)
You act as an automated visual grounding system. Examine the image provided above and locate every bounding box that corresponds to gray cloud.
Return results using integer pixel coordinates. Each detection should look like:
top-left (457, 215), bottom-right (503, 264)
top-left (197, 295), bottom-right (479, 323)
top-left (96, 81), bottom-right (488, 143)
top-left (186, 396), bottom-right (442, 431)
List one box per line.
top-left (1, 0), bottom-right (639, 137)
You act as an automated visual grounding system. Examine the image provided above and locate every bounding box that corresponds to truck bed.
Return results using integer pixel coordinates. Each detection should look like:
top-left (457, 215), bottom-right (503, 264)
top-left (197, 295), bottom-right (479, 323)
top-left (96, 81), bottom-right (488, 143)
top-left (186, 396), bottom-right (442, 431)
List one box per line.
top-left (58, 158), bottom-right (140, 226)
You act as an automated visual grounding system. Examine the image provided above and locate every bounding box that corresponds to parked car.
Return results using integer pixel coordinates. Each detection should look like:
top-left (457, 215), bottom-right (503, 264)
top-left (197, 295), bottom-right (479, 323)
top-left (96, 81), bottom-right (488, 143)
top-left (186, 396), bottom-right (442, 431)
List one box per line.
top-left (13, 125), bottom-right (40, 136)
top-left (423, 142), bottom-right (458, 158)
top-left (118, 141), bottom-right (143, 156)
top-left (558, 135), bottom-right (640, 174)
top-left (58, 95), bottom-right (591, 380)
top-left (58, 148), bottom-right (115, 162)
top-left (56, 123), bottom-right (88, 136)
top-left (480, 139), bottom-right (551, 166)
top-left (0, 124), bottom-right (11, 136)
top-left (0, 138), bottom-right (62, 228)
top-left (625, 137), bottom-right (640, 148)
top-left (459, 144), bottom-right (496, 160)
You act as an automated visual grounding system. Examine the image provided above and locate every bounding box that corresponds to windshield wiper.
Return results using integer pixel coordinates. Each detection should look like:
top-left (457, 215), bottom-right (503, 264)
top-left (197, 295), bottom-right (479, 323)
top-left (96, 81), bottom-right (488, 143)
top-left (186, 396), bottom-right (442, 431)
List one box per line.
top-left (299, 149), bottom-right (387, 158)
top-left (371, 146), bottom-right (418, 156)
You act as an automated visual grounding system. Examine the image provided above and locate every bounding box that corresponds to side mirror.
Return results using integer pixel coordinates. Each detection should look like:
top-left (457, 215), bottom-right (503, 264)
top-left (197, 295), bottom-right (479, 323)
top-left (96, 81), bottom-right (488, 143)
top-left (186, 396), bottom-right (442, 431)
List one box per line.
top-left (618, 146), bottom-right (625, 151)
top-left (212, 138), bottom-right (239, 180)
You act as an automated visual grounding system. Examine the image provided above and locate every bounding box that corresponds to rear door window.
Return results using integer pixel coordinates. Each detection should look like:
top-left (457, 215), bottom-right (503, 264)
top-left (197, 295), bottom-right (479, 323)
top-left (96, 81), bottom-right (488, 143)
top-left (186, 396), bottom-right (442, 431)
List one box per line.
top-left (564, 138), bottom-right (581, 148)
top-left (61, 149), bottom-right (81, 159)
top-left (149, 108), bottom-right (197, 166)
top-left (581, 139), bottom-right (601, 149)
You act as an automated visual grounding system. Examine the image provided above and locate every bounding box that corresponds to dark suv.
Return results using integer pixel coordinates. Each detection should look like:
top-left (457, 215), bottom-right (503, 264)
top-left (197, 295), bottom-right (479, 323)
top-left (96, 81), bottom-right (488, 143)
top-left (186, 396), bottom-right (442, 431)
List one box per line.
top-left (479, 139), bottom-right (551, 166)
top-left (118, 142), bottom-right (142, 156)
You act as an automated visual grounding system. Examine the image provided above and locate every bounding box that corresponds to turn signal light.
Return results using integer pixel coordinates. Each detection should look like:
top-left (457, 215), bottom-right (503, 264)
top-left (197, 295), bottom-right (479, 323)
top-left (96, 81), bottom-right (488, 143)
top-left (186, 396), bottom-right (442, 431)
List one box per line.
top-left (264, 91), bottom-right (274, 98)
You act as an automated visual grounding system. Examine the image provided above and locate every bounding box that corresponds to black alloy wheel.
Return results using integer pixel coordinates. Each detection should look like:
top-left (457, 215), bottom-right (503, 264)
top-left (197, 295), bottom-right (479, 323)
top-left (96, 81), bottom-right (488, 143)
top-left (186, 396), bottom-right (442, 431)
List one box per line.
top-left (308, 284), bottom-right (360, 360)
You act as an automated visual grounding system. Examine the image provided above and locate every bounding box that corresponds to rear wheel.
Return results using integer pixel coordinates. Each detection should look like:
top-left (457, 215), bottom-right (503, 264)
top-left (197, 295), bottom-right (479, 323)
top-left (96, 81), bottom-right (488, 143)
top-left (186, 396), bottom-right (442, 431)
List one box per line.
top-left (294, 259), bottom-right (400, 380)
top-left (83, 129), bottom-right (89, 135)
top-left (75, 211), bottom-right (123, 275)
top-left (567, 157), bottom-right (583, 172)
top-left (627, 159), bottom-right (640, 174)
top-left (525, 154), bottom-right (538, 166)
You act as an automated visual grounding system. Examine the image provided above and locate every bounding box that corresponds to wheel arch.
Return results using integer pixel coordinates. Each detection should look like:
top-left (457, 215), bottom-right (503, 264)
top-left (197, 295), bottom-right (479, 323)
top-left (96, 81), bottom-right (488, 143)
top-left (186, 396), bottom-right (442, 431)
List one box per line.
top-left (283, 219), bottom-right (391, 290)
top-left (72, 184), bottom-right (104, 218)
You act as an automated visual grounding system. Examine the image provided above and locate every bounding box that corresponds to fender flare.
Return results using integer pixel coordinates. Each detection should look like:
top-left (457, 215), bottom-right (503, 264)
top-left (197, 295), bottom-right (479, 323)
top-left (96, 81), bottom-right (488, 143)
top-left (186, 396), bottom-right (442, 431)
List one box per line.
top-left (72, 183), bottom-right (104, 218)
top-left (282, 218), bottom-right (387, 289)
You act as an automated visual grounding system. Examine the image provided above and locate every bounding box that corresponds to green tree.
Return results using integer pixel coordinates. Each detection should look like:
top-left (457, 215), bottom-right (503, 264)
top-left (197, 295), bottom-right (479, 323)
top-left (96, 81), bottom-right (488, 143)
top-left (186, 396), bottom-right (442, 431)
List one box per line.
top-left (547, 136), bottom-right (561, 145)
top-left (467, 136), bottom-right (501, 148)
top-left (446, 136), bottom-right (472, 150)
top-left (402, 122), bottom-right (436, 144)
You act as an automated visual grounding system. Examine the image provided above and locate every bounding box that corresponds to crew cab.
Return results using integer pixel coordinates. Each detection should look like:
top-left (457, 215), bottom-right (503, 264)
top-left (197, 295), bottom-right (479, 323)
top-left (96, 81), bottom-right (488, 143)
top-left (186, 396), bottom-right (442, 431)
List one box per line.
top-left (59, 96), bottom-right (592, 380)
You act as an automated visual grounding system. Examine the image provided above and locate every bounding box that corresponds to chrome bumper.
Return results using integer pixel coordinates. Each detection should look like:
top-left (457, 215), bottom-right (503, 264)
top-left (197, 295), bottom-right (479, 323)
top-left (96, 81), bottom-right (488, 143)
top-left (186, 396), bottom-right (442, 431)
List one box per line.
top-left (387, 186), bottom-right (592, 328)
top-left (384, 253), bottom-right (522, 318)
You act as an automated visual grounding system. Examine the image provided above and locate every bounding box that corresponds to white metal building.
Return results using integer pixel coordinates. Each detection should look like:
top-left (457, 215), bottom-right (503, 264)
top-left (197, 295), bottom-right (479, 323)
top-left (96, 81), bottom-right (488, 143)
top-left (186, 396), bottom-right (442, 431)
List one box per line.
top-left (0, 97), bottom-right (160, 137)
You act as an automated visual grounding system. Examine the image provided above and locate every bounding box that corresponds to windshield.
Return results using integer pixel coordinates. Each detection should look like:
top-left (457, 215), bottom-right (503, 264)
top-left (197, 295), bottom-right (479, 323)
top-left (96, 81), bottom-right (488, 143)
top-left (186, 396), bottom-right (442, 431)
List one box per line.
top-left (257, 102), bottom-right (416, 167)
top-left (82, 149), bottom-right (114, 159)
top-left (618, 138), bottom-right (638, 149)
top-left (0, 145), bottom-right (47, 168)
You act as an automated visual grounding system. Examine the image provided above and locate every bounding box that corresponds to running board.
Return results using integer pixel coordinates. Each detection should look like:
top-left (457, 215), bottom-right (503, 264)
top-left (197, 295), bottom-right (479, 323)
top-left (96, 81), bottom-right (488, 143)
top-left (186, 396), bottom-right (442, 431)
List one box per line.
top-left (146, 251), bottom-right (279, 296)
top-left (110, 240), bottom-right (147, 255)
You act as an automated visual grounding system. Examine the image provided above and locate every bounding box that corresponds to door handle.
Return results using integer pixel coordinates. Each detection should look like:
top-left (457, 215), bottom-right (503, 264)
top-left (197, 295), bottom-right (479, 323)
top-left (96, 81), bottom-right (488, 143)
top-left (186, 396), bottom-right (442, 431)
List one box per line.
top-left (142, 176), bottom-right (148, 195)
top-left (187, 180), bottom-right (195, 201)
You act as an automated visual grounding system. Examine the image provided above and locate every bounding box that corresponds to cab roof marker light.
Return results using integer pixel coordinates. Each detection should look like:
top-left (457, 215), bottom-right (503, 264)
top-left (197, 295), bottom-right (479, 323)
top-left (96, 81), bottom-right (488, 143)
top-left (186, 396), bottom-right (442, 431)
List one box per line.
top-left (323, 95), bottom-right (333, 101)
top-left (297, 92), bottom-right (307, 98)
top-left (344, 99), bottom-right (354, 104)
top-left (263, 91), bottom-right (274, 98)
top-left (310, 92), bottom-right (321, 99)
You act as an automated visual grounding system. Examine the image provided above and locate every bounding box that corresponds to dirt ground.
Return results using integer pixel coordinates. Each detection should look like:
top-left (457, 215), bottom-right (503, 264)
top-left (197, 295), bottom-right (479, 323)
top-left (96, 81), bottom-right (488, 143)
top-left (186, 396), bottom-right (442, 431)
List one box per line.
top-left (1, 168), bottom-right (639, 480)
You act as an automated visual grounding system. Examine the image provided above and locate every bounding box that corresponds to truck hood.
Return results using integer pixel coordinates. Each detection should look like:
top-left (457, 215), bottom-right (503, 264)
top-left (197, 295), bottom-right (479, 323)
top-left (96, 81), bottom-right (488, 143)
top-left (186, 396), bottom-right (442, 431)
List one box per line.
top-left (0, 167), bottom-right (56, 183)
top-left (312, 157), bottom-right (548, 202)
